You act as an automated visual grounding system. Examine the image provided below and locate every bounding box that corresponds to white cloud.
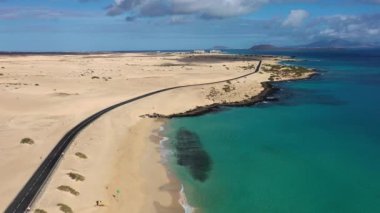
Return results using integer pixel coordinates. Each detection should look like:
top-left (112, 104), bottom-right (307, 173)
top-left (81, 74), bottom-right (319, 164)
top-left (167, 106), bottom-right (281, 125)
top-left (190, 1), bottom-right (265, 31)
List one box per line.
top-left (0, 7), bottom-right (97, 19)
top-left (282, 9), bottom-right (309, 27)
top-left (106, 0), bottom-right (270, 19)
top-left (320, 28), bottom-right (337, 37)
top-left (313, 13), bottom-right (380, 40)
top-left (367, 28), bottom-right (379, 35)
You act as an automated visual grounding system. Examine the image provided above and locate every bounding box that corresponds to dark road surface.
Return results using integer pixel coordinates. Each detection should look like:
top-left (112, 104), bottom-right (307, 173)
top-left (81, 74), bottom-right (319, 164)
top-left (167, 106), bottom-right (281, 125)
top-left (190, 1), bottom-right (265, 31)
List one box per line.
top-left (5, 60), bottom-right (261, 213)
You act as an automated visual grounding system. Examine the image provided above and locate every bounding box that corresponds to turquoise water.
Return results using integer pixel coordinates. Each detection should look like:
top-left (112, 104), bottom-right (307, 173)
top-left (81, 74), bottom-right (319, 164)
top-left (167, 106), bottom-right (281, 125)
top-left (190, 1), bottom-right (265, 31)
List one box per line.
top-left (165, 49), bottom-right (380, 213)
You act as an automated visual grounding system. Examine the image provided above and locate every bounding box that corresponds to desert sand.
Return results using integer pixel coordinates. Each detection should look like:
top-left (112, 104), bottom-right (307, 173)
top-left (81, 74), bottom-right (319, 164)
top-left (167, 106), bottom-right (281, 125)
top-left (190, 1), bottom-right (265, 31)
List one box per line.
top-left (0, 53), bottom-right (314, 212)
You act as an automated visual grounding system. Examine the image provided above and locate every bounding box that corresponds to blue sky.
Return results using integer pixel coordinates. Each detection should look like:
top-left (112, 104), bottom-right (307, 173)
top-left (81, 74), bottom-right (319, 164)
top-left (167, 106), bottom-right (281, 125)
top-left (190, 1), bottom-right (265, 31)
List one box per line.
top-left (0, 0), bottom-right (379, 51)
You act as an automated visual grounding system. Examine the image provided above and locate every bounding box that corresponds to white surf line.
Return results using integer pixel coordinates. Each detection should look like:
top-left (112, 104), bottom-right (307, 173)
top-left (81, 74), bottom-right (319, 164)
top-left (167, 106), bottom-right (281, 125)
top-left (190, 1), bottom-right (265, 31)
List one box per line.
top-left (179, 184), bottom-right (195, 213)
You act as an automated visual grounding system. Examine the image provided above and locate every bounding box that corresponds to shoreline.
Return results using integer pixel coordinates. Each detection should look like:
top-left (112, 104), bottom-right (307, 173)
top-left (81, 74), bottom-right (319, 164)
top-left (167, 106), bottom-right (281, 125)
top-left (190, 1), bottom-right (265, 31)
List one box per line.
top-left (155, 69), bottom-right (318, 213)
top-left (155, 67), bottom-right (319, 213)
top-left (153, 82), bottom-right (277, 118)
top-left (156, 122), bottom-right (196, 213)
top-left (157, 124), bottom-right (193, 213)
top-left (149, 72), bottom-right (318, 118)
top-left (0, 52), bottom-right (315, 212)
top-left (152, 122), bottom-right (185, 213)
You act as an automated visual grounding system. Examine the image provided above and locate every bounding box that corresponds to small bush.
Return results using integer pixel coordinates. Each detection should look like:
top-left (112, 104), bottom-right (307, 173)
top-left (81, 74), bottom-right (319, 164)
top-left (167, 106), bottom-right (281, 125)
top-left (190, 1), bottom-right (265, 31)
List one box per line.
top-left (91, 76), bottom-right (100, 79)
top-left (20, 138), bottom-right (34, 145)
top-left (75, 152), bottom-right (87, 159)
top-left (222, 85), bottom-right (234, 93)
top-left (67, 172), bottom-right (85, 181)
top-left (34, 209), bottom-right (47, 213)
top-left (57, 185), bottom-right (79, 196)
top-left (160, 63), bottom-right (180, 67)
top-left (241, 64), bottom-right (256, 70)
top-left (57, 203), bottom-right (73, 213)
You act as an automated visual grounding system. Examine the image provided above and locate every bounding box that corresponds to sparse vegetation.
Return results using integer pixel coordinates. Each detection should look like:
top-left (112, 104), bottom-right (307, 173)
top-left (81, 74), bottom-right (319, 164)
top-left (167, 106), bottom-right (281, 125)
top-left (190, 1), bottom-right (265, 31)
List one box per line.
top-left (75, 152), bottom-right (87, 159)
top-left (240, 64), bottom-right (256, 70)
top-left (262, 64), bottom-right (279, 72)
top-left (206, 87), bottom-right (219, 100)
top-left (34, 209), bottom-right (47, 213)
top-left (222, 84), bottom-right (234, 93)
top-left (57, 203), bottom-right (73, 213)
top-left (287, 66), bottom-right (311, 77)
top-left (263, 64), bottom-right (312, 79)
top-left (20, 138), bottom-right (34, 145)
top-left (67, 172), bottom-right (85, 181)
top-left (0, 73), bottom-right (3, 76)
top-left (160, 63), bottom-right (187, 67)
top-left (91, 76), bottom-right (100, 79)
top-left (57, 185), bottom-right (79, 196)
top-left (35, 84), bottom-right (39, 86)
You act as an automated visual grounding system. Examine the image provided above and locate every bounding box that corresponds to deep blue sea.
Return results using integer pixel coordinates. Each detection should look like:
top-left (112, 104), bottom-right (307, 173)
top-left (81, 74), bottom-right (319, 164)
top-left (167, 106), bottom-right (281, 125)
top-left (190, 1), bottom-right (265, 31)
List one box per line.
top-left (164, 49), bottom-right (380, 213)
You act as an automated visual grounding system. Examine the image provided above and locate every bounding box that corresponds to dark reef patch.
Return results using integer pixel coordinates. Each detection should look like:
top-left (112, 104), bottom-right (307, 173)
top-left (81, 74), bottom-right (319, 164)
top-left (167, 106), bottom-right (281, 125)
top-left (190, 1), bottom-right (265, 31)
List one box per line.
top-left (175, 128), bottom-right (212, 182)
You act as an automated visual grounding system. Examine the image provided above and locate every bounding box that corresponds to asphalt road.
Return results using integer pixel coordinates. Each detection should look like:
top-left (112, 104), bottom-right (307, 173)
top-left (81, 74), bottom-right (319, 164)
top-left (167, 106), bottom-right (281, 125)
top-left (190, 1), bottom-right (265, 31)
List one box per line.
top-left (5, 60), bottom-right (261, 213)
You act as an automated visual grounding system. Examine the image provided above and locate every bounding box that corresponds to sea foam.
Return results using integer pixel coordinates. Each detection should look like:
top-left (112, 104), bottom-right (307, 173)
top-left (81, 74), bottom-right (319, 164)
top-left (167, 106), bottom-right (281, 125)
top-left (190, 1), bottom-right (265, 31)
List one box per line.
top-left (179, 184), bottom-right (194, 213)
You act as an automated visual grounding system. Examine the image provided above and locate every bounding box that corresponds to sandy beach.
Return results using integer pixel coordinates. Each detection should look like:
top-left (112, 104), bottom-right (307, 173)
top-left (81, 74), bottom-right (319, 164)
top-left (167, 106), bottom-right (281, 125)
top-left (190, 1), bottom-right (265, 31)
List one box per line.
top-left (0, 52), bottom-right (314, 212)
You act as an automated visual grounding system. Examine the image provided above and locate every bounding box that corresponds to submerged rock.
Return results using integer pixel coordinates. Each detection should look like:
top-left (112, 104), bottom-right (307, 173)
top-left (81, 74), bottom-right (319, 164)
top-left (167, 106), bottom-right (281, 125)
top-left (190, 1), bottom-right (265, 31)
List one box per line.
top-left (175, 128), bottom-right (212, 182)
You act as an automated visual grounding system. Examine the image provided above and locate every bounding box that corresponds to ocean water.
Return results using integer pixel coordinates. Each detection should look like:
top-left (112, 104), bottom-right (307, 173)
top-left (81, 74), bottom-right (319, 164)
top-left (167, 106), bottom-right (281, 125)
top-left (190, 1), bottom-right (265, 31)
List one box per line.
top-left (164, 49), bottom-right (380, 213)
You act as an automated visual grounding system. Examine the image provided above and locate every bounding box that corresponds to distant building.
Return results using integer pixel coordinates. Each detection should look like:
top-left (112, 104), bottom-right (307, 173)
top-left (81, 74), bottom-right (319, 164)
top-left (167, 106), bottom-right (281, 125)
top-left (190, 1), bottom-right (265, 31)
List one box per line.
top-left (194, 50), bottom-right (206, 54)
top-left (210, 50), bottom-right (222, 53)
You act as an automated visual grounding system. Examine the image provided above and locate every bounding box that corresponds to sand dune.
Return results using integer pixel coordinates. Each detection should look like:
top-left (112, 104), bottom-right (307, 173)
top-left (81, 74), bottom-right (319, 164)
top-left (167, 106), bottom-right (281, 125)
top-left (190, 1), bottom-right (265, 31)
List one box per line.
top-left (0, 53), bottom-right (314, 212)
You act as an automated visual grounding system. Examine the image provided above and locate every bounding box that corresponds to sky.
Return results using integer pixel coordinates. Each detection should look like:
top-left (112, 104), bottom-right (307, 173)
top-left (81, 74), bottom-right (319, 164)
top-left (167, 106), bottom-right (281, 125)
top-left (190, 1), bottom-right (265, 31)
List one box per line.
top-left (0, 0), bottom-right (379, 51)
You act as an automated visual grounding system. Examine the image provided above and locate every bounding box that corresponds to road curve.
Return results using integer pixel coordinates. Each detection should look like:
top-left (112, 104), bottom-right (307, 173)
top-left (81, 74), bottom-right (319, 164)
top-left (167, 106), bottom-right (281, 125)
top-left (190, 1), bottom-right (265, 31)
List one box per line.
top-left (5, 60), bottom-right (262, 213)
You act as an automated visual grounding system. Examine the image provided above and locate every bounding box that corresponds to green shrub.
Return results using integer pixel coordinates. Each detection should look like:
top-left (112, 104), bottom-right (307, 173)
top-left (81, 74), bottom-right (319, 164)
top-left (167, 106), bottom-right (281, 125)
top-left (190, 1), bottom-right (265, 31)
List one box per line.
top-left (57, 185), bottom-right (79, 196)
top-left (57, 203), bottom-right (73, 213)
top-left (67, 172), bottom-right (85, 181)
top-left (75, 152), bottom-right (87, 159)
top-left (20, 138), bottom-right (34, 145)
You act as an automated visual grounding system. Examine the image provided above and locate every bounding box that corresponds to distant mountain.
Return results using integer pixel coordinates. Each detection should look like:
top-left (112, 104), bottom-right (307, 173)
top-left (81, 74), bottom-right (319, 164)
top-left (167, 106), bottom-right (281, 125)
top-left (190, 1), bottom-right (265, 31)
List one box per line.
top-left (250, 44), bottom-right (279, 50)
